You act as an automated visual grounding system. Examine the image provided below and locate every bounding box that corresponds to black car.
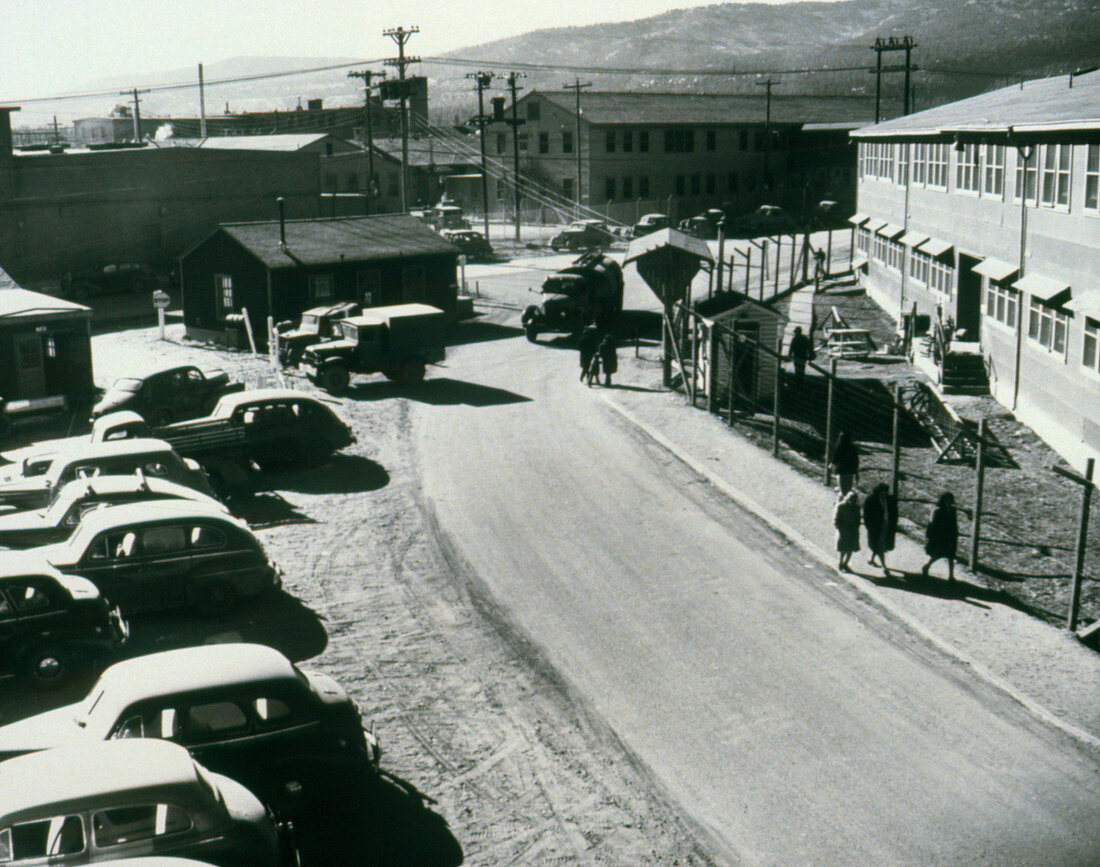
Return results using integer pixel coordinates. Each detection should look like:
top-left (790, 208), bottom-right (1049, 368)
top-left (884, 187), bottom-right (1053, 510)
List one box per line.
top-left (92, 366), bottom-right (244, 424)
top-left (0, 566), bottom-right (127, 689)
top-left (441, 229), bottom-right (494, 262)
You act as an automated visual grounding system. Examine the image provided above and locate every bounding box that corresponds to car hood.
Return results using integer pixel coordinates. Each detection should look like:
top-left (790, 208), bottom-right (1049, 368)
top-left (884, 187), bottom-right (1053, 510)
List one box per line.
top-left (1, 436), bottom-right (84, 464)
top-left (0, 703), bottom-right (85, 756)
top-left (0, 477), bottom-right (50, 496)
top-left (92, 392), bottom-right (134, 417)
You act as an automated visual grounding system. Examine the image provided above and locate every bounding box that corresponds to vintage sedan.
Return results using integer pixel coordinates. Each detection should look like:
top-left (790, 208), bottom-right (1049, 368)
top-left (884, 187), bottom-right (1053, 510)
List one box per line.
top-left (91, 366), bottom-right (244, 425)
top-left (0, 566), bottom-right (127, 689)
top-left (0, 740), bottom-right (286, 865)
top-left (0, 643), bottom-right (378, 810)
top-left (12, 501), bottom-right (280, 616)
top-left (0, 440), bottom-right (214, 512)
top-left (0, 475), bottom-right (227, 550)
top-left (550, 219), bottom-right (616, 251)
top-left (440, 228), bottom-right (494, 262)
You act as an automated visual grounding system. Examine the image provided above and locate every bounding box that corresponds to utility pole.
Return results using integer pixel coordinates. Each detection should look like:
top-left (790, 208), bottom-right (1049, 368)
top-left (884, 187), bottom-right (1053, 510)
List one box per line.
top-left (51, 115), bottom-right (60, 145)
top-left (871, 36), bottom-right (918, 121)
top-left (348, 68), bottom-right (386, 214)
top-left (198, 64), bottom-right (207, 138)
top-left (506, 72), bottom-right (525, 241)
top-left (755, 78), bottom-right (780, 191)
top-left (562, 78), bottom-right (591, 218)
top-left (467, 71), bottom-right (494, 237)
top-left (120, 87), bottom-right (150, 142)
top-left (383, 25), bottom-right (419, 213)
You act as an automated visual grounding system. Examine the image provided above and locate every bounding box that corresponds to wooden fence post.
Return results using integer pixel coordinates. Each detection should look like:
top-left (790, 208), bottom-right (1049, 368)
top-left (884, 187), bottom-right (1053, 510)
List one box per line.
top-left (775, 236), bottom-right (782, 296)
top-left (891, 384), bottom-right (901, 497)
top-left (690, 312), bottom-right (699, 408)
top-left (826, 229), bottom-right (833, 275)
top-left (759, 241), bottom-right (767, 299)
top-left (727, 332), bottom-right (737, 426)
top-left (773, 331), bottom-right (783, 457)
top-left (825, 358), bottom-right (837, 487)
top-left (745, 248), bottom-right (752, 296)
top-left (970, 418), bottom-right (988, 570)
top-left (1068, 458), bottom-right (1095, 632)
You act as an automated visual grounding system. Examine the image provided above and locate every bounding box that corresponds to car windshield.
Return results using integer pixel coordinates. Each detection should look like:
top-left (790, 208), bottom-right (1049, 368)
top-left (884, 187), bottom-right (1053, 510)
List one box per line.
top-left (112, 378), bottom-right (143, 393)
top-left (300, 314), bottom-right (319, 329)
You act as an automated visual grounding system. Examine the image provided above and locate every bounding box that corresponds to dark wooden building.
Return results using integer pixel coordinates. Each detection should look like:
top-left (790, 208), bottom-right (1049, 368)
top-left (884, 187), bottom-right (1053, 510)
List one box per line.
top-left (180, 214), bottom-right (460, 348)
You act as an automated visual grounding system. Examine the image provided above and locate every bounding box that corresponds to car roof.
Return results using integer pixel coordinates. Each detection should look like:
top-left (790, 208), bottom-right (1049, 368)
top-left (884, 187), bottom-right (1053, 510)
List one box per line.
top-left (116, 366), bottom-right (196, 385)
top-left (213, 388), bottom-right (317, 411)
top-left (50, 438), bottom-right (177, 463)
top-left (67, 499), bottom-right (239, 536)
top-left (0, 740), bottom-right (209, 826)
top-left (53, 474), bottom-right (202, 502)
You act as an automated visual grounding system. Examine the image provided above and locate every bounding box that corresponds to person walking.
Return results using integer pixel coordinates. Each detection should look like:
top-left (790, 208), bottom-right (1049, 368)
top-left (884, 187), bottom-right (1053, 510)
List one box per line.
top-left (922, 491), bottom-right (959, 582)
top-left (833, 485), bottom-right (861, 572)
top-left (598, 333), bottom-right (618, 387)
top-left (788, 326), bottom-right (813, 378)
top-left (863, 482), bottom-right (898, 577)
top-left (830, 431), bottom-right (860, 493)
top-left (578, 327), bottom-right (600, 384)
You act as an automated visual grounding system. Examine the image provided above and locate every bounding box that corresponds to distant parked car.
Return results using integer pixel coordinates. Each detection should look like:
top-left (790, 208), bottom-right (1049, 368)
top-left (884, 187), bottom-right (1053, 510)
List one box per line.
top-left (0, 643), bottom-right (379, 809)
top-left (440, 229), bottom-right (494, 262)
top-left (0, 565), bottom-right (127, 689)
top-left (631, 213), bottom-right (669, 238)
top-left (0, 474), bottom-right (227, 550)
top-left (92, 366), bottom-right (244, 425)
top-left (0, 439), bottom-right (214, 512)
top-left (276, 301), bottom-right (361, 367)
top-left (10, 500), bottom-right (281, 616)
top-left (727, 204), bottom-right (799, 239)
top-left (60, 262), bottom-right (155, 299)
top-left (0, 740), bottom-right (288, 865)
top-left (550, 220), bottom-right (615, 252)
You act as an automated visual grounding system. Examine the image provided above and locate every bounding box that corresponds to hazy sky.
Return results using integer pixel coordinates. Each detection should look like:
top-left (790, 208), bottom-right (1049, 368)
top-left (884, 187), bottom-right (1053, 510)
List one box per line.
top-left (0, 0), bottom-right (821, 100)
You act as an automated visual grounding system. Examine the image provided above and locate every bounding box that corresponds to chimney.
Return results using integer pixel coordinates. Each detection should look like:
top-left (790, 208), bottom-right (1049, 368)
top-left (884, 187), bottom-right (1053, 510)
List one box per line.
top-left (0, 107), bottom-right (20, 163)
top-left (277, 197), bottom-right (286, 248)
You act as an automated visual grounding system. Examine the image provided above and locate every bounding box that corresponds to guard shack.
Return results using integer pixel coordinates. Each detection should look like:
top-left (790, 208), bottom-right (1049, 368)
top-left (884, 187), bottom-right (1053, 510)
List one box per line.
top-left (697, 294), bottom-right (787, 413)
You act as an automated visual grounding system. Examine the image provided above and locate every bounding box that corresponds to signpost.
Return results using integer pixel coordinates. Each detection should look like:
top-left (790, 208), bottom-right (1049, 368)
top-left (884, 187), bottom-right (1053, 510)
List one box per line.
top-left (152, 290), bottom-right (170, 340)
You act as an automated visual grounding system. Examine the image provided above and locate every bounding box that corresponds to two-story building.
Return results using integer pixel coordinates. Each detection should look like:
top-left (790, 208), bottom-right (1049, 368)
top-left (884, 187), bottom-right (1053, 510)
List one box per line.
top-left (850, 70), bottom-right (1100, 469)
top-left (487, 91), bottom-right (874, 224)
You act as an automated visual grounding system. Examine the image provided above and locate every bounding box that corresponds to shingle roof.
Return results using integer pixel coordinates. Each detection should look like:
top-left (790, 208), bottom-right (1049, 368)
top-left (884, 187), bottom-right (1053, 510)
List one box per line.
top-left (531, 91), bottom-right (875, 126)
top-left (852, 70), bottom-right (1100, 139)
top-left (221, 214), bottom-right (459, 268)
top-left (372, 135), bottom-right (478, 168)
top-left (0, 283), bottom-right (90, 318)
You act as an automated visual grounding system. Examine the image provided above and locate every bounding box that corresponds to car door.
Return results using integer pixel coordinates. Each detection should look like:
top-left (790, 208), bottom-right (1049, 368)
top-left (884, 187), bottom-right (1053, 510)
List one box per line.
top-left (74, 528), bottom-right (141, 612)
top-left (135, 522), bottom-right (192, 612)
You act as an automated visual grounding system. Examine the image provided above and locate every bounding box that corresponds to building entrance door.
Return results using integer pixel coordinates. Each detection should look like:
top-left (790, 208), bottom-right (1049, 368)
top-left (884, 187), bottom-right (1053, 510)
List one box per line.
top-left (956, 253), bottom-right (982, 340)
top-left (14, 333), bottom-right (46, 399)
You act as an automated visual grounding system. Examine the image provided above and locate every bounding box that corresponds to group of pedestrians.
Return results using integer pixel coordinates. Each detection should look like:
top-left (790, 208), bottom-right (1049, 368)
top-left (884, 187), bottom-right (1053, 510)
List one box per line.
top-left (578, 328), bottom-right (618, 387)
top-left (830, 431), bottom-right (959, 581)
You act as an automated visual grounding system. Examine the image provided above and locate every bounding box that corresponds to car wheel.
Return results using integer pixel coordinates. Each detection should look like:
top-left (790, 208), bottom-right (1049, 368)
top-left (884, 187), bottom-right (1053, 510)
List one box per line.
top-left (524, 323), bottom-right (539, 343)
top-left (195, 580), bottom-right (238, 617)
top-left (22, 644), bottom-right (73, 690)
top-left (319, 366), bottom-right (350, 394)
top-left (398, 358), bottom-right (426, 384)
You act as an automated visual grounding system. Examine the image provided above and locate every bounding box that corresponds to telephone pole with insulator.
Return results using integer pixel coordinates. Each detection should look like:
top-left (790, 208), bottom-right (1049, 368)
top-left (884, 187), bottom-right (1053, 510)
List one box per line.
top-left (383, 25), bottom-right (420, 213)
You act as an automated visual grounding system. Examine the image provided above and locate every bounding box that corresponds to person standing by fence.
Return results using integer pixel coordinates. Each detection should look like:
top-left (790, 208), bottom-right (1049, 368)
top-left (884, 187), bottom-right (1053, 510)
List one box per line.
top-left (833, 486), bottom-right (861, 572)
top-left (788, 326), bottom-right (813, 378)
top-left (830, 431), bottom-right (860, 493)
top-left (922, 491), bottom-right (959, 582)
top-left (863, 483), bottom-right (898, 577)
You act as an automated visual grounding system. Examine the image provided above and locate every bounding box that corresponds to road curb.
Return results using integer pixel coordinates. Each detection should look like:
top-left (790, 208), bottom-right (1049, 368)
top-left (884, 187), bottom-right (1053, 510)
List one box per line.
top-left (597, 391), bottom-right (1100, 752)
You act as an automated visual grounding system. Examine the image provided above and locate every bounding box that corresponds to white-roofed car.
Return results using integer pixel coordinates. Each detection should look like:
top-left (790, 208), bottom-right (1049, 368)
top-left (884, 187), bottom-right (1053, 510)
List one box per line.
top-left (0, 475), bottom-right (227, 550)
top-left (0, 440), bottom-right (214, 513)
top-left (0, 412), bottom-right (150, 477)
top-left (9, 501), bottom-right (280, 616)
top-left (0, 644), bottom-right (379, 819)
top-left (0, 564), bottom-right (127, 690)
top-left (0, 740), bottom-right (288, 865)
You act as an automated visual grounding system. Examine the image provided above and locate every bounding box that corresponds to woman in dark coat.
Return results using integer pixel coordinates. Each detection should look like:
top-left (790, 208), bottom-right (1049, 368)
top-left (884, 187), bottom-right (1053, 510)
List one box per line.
top-left (830, 431), bottom-right (860, 493)
top-left (863, 483), bottom-right (898, 576)
top-left (922, 491), bottom-right (958, 581)
top-left (833, 487), bottom-right (861, 572)
top-left (598, 333), bottom-right (618, 387)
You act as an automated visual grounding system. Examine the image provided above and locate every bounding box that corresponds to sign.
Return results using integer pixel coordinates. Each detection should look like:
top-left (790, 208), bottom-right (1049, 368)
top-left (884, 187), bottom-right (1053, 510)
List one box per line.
top-left (152, 290), bottom-right (170, 310)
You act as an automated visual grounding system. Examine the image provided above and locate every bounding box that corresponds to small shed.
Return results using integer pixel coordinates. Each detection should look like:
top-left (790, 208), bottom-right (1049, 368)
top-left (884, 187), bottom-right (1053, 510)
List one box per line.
top-left (180, 214), bottom-right (460, 349)
top-left (697, 291), bottom-right (788, 411)
top-left (0, 268), bottom-right (94, 407)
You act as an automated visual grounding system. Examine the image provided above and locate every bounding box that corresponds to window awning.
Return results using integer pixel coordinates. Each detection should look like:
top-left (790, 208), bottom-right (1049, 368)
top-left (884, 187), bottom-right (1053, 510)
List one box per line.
top-left (876, 223), bottom-right (905, 239)
top-left (973, 256), bottom-right (1019, 283)
top-left (863, 218), bottom-right (887, 233)
top-left (1013, 272), bottom-right (1071, 304)
top-left (1065, 290), bottom-right (1100, 317)
top-left (899, 230), bottom-right (928, 247)
top-left (918, 237), bottom-right (952, 257)
top-left (847, 212), bottom-right (869, 226)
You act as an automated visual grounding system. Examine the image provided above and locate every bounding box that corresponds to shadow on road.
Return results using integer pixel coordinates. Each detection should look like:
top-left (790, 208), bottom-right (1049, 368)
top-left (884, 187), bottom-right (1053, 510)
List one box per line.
top-left (230, 491), bottom-right (316, 528)
top-left (254, 454), bottom-right (390, 496)
top-left (857, 568), bottom-right (1063, 622)
top-left (448, 319), bottom-right (525, 347)
top-left (348, 378), bottom-right (531, 407)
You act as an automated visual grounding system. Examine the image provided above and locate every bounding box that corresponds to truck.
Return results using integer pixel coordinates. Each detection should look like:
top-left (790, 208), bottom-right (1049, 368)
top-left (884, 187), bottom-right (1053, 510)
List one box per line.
top-left (301, 304), bottom-right (447, 393)
top-left (276, 301), bottom-right (361, 367)
top-left (521, 252), bottom-right (624, 342)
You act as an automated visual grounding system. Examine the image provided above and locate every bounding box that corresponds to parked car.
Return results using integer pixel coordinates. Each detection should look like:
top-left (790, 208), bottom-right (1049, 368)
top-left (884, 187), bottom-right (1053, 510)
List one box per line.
top-left (521, 251), bottom-right (624, 341)
top-left (550, 220), bottom-right (615, 251)
top-left (302, 304), bottom-right (447, 392)
top-left (0, 740), bottom-right (287, 865)
top-left (440, 229), bottom-right (494, 262)
top-left (0, 644), bottom-right (378, 810)
top-left (0, 439), bottom-right (214, 512)
top-left (727, 204), bottom-right (799, 239)
top-left (60, 262), bottom-right (155, 299)
top-left (275, 301), bottom-right (361, 368)
top-left (0, 565), bottom-right (127, 689)
top-left (12, 500), bottom-right (281, 616)
top-left (92, 366), bottom-right (244, 424)
top-left (1, 412), bottom-right (152, 480)
top-left (0, 475), bottom-right (227, 550)
top-left (631, 213), bottom-right (670, 238)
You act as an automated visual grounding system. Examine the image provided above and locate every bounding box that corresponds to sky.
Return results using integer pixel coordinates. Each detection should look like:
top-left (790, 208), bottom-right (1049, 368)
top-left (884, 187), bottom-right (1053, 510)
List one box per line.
top-left (0, 0), bottom-right (821, 102)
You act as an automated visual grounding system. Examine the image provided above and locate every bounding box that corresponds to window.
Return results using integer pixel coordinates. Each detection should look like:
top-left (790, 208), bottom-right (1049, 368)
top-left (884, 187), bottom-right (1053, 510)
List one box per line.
top-left (1084, 317), bottom-right (1100, 373)
top-left (1086, 144), bottom-right (1099, 212)
top-left (705, 174), bottom-right (715, 194)
top-left (927, 143), bottom-right (948, 188)
top-left (622, 130), bottom-right (632, 153)
top-left (562, 177), bottom-right (574, 198)
top-left (9, 582), bottom-right (52, 612)
top-left (664, 128), bottom-right (694, 153)
top-left (982, 144), bottom-right (1005, 197)
top-left (517, 133), bottom-right (528, 152)
top-left (638, 176), bottom-right (649, 197)
top-left (605, 130), bottom-right (615, 153)
top-left (622, 176), bottom-right (633, 198)
top-left (92, 805), bottom-right (191, 846)
top-left (675, 175), bottom-right (685, 196)
top-left (308, 273), bottom-right (333, 301)
top-left (538, 132), bottom-right (549, 154)
top-left (638, 130), bottom-right (649, 153)
top-left (885, 238), bottom-right (904, 272)
top-left (928, 256), bottom-right (955, 297)
top-left (984, 281), bottom-right (1019, 328)
top-left (496, 180), bottom-right (505, 201)
top-left (1014, 147), bottom-right (1038, 204)
top-left (1040, 143), bottom-right (1071, 208)
top-left (141, 525), bottom-right (187, 555)
top-left (254, 697), bottom-right (292, 723)
top-left (912, 142), bottom-right (926, 185)
top-left (526, 101), bottom-right (539, 121)
top-left (90, 530), bottom-right (137, 560)
top-left (1028, 297), bottom-right (1069, 355)
top-left (605, 177), bottom-right (615, 200)
top-left (857, 227), bottom-right (871, 256)
top-left (2, 815), bottom-right (85, 859)
top-left (956, 143), bottom-right (980, 193)
top-left (706, 130), bottom-right (716, 151)
top-left (690, 174), bottom-right (700, 195)
top-left (896, 144), bottom-right (908, 187)
top-left (191, 525), bottom-right (226, 549)
top-left (496, 133), bottom-right (505, 154)
top-left (562, 131), bottom-right (573, 153)
top-left (183, 701), bottom-right (249, 737)
top-left (215, 274), bottom-right (233, 316)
